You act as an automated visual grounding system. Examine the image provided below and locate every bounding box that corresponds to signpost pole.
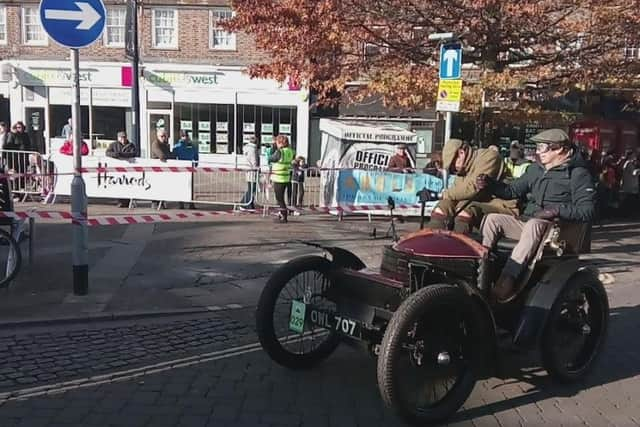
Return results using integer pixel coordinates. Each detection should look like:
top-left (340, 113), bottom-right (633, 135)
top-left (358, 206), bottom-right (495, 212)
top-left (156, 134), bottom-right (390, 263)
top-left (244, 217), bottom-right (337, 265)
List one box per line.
top-left (131, 0), bottom-right (141, 154)
top-left (70, 48), bottom-right (89, 295)
top-left (444, 111), bottom-right (452, 143)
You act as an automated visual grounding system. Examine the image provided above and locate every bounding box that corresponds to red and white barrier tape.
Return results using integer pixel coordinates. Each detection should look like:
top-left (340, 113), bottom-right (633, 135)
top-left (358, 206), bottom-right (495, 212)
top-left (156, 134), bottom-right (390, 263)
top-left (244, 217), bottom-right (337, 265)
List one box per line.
top-left (78, 166), bottom-right (253, 174)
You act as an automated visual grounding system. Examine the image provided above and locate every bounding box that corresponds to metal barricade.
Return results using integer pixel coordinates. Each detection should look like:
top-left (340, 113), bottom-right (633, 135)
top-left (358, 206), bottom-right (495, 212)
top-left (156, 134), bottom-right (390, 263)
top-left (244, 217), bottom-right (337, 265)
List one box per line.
top-left (0, 149), bottom-right (51, 202)
top-left (255, 167), bottom-right (324, 216)
top-left (192, 167), bottom-right (259, 209)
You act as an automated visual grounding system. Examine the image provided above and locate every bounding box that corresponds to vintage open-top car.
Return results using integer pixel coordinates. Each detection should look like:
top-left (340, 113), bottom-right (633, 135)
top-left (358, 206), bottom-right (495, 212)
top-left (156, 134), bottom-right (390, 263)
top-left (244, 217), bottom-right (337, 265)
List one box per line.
top-left (256, 217), bottom-right (609, 425)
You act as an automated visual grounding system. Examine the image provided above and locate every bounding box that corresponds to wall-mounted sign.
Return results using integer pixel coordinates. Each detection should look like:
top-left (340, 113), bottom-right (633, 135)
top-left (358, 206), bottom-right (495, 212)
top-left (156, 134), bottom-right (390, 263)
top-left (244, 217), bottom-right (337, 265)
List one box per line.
top-left (180, 121), bottom-right (193, 131)
top-left (243, 134), bottom-right (255, 143)
top-left (216, 133), bottom-right (229, 143)
top-left (243, 123), bottom-right (255, 133)
top-left (261, 123), bottom-right (274, 133)
top-left (216, 122), bottom-right (228, 132)
top-left (199, 121), bottom-right (211, 132)
top-left (261, 134), bottom-right (274, 145)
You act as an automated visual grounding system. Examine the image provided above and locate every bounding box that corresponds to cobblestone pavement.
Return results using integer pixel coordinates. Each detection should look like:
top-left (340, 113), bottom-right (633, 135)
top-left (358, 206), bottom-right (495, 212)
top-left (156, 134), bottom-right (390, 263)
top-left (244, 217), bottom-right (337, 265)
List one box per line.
top-left (0, 221), bottom-right (638, 426)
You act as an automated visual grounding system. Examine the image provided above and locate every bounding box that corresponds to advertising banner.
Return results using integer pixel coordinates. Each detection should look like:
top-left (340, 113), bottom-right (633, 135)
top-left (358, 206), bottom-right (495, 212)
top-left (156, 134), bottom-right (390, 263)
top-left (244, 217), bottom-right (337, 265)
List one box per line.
top-left (51, 155), bottom-right (193, 202)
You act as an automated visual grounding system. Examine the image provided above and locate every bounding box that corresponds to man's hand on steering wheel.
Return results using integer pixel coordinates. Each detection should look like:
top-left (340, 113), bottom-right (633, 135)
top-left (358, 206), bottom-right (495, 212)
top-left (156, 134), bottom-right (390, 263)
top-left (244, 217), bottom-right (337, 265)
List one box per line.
top-left (534, 207), bottom-right (560, 220)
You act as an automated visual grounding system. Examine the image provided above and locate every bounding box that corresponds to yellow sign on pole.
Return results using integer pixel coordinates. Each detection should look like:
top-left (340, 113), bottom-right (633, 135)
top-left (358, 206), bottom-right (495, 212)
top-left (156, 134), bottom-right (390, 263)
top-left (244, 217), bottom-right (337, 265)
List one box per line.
top-left (436, 79), bottom-right (463, 112)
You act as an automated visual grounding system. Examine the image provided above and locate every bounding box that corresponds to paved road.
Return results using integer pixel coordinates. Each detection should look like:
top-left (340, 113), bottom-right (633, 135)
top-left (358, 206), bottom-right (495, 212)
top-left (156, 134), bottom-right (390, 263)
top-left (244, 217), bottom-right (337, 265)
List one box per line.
top-left (0, 219), bottom-right (638, 426)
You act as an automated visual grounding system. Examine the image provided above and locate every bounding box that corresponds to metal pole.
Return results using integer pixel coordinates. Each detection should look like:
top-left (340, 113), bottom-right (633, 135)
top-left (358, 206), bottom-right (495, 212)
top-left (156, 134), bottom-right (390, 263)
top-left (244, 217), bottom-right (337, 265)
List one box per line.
top-left (131, 0), bottom-right (141, 154)
top-left (444, 111), bottom-right (452, 143)
top-left (71, 48), bottom-right (89, 295)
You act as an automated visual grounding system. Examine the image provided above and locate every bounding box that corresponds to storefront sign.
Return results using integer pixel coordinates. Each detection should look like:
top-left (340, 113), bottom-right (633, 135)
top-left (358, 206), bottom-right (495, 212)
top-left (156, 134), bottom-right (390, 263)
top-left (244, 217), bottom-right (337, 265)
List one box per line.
top-left (92, 88), bottom-right (131, 107)
top-left (15, 64), bottom-right (126, 87)
top-left (144, 70), bottom-right (221, 87)
top-left (51, 156), bottom-right (193, 202)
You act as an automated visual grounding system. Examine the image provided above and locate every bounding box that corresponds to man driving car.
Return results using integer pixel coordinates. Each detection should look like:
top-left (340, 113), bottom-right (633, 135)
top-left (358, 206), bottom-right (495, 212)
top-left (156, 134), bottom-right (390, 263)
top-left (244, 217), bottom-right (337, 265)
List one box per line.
top-left (476, 129), bottom-right (596, 303)
top-left (426, 139), bottom-right (518, 233)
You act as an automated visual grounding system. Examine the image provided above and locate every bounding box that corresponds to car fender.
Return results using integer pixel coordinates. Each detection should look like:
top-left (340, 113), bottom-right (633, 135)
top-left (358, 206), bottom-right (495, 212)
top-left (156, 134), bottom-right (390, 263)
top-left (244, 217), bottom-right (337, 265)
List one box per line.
top-left (513, 259), bottom-right (599, 348)
top-left (325, 247), bottom-right (367, 270)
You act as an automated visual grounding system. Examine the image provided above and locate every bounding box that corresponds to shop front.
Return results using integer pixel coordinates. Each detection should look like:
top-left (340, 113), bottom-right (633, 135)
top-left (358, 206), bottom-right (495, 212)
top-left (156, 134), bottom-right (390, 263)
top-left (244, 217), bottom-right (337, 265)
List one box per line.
top-left (6, 60), bottom-right (133, 155)
top-left (141, 64), bottom-right (309, 166)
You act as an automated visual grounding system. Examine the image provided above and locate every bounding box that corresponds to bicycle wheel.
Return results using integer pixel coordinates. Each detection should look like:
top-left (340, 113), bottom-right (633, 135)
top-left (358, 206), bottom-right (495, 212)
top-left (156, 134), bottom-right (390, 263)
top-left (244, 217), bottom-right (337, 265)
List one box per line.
top-left (0, 228), bottom-right (21, 288)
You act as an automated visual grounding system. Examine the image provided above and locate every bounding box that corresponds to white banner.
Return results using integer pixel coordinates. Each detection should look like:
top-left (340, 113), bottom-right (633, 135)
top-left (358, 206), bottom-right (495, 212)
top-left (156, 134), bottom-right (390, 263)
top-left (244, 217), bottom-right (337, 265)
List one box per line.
top-left (50, 155), bottom-right (193, 202)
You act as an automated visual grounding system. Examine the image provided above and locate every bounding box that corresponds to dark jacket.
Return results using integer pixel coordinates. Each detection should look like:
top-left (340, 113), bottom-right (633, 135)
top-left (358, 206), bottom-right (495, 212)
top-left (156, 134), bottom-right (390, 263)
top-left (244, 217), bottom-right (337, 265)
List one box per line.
top-left (151, 140), bottom-right (175, 162)
top-left (491, 153), bottom-right (596, 222)
top-left (5, 131), bottom-right (32, 151)
top-left (387, 154), bottom-right (410, 170)
top-left (172, 139), bottom-right (199, 162)
top-left (106, 140), bottom-right (137, 159)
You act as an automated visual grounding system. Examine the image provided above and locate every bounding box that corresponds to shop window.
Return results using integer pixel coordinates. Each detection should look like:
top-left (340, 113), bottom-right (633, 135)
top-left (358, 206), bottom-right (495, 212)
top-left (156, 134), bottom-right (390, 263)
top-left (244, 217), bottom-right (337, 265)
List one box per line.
top-left (50, 105), bottom-right (89, 139)
top-left (22, 6), bottom-right (47, 46)
top-left (210, 8), bottom-right (236, 50)
top-left (105, 7), bottom-right (126, 47)
top-left (91, 107), bottom-right (128, 150)
top-left (0, 6), bottom-right (7, 45)
top-left (173, 103), bottom-right (235, 155)
top-left (152, 9), bottom-right (178, 49)
top-left (238, 105), bottom-right (297, 155)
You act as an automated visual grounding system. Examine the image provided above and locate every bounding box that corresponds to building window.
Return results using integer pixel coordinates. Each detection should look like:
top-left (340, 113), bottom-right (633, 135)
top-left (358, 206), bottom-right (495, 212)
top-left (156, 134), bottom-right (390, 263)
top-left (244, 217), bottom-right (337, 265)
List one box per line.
top-left (104, 7), bottom-right (126, 47)
top-left (152, 9), bottom-right (178, 49)
top-left (22, 6), bottom-right (47, 46)
top-left (0, 6), bottom-right (7, 45)
top-left (210, 8), bottom-right (236, 50)
top-left (624, 46), bottom-right (639, 60)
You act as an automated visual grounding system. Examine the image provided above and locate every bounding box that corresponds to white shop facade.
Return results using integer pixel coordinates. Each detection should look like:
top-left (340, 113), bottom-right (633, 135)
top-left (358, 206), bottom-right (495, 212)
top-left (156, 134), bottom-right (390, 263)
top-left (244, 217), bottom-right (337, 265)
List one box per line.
top-left (1, 60), bottom-right (310, 165)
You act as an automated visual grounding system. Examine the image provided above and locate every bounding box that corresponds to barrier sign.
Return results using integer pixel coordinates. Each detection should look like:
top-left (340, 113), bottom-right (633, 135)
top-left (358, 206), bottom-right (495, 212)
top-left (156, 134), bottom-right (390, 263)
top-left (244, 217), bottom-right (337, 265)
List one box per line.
top-left (436, 79), bottom-right (463, 112)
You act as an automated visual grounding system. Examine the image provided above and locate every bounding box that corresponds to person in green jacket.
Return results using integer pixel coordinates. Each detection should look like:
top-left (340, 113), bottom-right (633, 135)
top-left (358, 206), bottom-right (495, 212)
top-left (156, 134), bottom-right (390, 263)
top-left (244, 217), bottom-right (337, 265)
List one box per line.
top-left (269, 135), bottom-right (295, 223)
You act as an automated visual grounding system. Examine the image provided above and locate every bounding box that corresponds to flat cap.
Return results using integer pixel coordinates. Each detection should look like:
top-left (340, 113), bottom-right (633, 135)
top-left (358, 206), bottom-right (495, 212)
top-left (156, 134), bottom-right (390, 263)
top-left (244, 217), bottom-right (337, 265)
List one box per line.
top-left (529, 129), bottom-right (570, 145)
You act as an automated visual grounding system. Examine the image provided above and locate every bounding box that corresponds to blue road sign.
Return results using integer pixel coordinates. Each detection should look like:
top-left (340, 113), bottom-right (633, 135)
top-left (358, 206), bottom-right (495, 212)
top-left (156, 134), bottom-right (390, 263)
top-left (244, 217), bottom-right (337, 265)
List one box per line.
top-left (439, 43), bottom-right (462, 80)
top-left (40, 0), bottom-right (106, 49)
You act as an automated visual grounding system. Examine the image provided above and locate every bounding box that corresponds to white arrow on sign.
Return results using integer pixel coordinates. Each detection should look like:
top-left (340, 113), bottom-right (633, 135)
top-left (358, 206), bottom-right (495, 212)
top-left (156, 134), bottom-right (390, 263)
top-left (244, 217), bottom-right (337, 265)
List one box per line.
top-left (443, 49), bottom-right (459, 77)
top-left (44, 2), bottom-right (101, 31)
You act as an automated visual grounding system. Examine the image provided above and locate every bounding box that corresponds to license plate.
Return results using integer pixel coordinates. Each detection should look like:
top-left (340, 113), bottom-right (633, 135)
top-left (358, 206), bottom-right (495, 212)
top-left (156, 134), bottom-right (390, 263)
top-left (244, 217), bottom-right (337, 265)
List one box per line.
top-left (289, 300), bottom-right (306, 334)
top-left (308, 308), bottom-right (362, 338)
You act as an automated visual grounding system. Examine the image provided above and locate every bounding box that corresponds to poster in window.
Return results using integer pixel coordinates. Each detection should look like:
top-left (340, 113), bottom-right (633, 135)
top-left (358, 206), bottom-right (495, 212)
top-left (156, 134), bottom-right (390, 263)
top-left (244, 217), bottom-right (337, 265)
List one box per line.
top-left (216, 122), bottom-right (228, 132)
top-left (243, 123), bottom-right (255, 133)
top-left (199, 121), bottom-right (211, 132)
top-left (261, 123), bottom-right (273, 134)
top-left (279, 124), bottom-right (291, 134)
top-left (180, 121), bottom-right (193, 131)
top-left (261, 134), bottom-right (274, 145)
top-left (199, 133), bottom-right (211, 153)
top-left (243, 134), bottom-right (256, 144)
top-left (216, 133), bottom-right (229, 143)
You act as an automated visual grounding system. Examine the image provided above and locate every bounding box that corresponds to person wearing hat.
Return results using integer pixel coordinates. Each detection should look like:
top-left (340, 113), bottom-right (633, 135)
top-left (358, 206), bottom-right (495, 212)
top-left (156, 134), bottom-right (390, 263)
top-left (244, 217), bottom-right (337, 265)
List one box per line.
top-left (504, 141), bottom-right (531, 180)
top-left (387, 144), bottom-right (412, 172)
top-left (427, 139), bottom-right (516, 233)
top-left (173, 130), bottom-right (198, 209)
top-left (476, 129), bottom-right (596, 303)
top-left (106, 131), bottom-right (138, 208)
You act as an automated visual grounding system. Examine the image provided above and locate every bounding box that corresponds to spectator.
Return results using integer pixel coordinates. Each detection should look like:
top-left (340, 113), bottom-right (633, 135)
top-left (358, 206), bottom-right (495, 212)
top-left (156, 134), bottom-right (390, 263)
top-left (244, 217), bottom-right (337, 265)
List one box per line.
top-left (106, 131), bottom-right (138, 208)
top-left (0, 122), bottom-right (9, 168)
top-left (173, 130), bottom-right (198, 210)
top-left (4, 122), bottom-right (33, 172)
top-left (387, 144), bottom-right (412, 172)
top-left (504, 142), bottom-right (531, 180)
top-left (240, 136), bottom-right (259, 211)
top-left (620, 150), bottom-right (640, 217)
top-left (59, 134), bottom-right (89, 156)
top-left (291, 156), bottom-right (307, 212)
top-left (151, 129), bottom-right (175, 162)
top-left (61, 118), bottom-right (72, 140)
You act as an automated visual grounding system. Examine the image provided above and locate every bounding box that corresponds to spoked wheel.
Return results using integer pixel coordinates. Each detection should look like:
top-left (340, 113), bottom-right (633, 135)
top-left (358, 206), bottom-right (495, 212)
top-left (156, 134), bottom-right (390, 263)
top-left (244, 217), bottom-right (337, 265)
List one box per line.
top-left (377, 285), bottom-right (481, 425)
top-left (0, 228), bottom-right (21, 288)
top-left (541, 272), bottom-right (609, 383)
top-left (256, 256), bottom-right (340, 369)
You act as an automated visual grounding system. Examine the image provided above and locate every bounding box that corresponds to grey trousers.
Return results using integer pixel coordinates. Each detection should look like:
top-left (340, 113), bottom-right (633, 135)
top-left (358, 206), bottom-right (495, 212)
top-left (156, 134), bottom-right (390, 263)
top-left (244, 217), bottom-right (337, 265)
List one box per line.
top-left (482, 214), bottom-right (552, 278)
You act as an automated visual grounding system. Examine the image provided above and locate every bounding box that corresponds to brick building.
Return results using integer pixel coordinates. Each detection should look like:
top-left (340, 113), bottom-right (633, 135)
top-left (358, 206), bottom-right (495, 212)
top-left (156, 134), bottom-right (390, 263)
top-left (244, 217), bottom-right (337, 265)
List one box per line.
top-left (0, 0), bottom-right (310, 164)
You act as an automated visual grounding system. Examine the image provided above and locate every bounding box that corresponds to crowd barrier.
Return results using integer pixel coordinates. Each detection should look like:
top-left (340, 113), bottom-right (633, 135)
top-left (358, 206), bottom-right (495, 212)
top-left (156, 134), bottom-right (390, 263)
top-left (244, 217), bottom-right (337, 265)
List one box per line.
top-left (0, 150), bottom-right (54, 202)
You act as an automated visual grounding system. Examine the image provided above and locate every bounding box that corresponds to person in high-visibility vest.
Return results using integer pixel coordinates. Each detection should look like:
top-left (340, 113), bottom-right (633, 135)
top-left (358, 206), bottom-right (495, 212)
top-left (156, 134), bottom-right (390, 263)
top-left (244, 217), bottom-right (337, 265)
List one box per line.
top-left (269, 135), bottom-right (295, 223)
top-left (504, 141), bottom-right (531, 180)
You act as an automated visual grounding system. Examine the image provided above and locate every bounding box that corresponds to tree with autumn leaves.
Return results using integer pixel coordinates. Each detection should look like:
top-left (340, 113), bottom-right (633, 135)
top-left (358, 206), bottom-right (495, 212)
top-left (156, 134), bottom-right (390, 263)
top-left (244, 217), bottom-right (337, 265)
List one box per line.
top-left (225, 0), bottom-right (640, 113)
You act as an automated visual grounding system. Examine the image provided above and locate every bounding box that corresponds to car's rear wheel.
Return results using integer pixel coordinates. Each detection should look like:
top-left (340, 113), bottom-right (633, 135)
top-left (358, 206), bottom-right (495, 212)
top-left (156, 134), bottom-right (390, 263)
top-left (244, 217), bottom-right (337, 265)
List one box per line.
top-left (541, 272), bottom-right (609, 383)
top-left (256, 256), bottom-right (340, 370)
top-left (377, 284), bottom-right (481, 425)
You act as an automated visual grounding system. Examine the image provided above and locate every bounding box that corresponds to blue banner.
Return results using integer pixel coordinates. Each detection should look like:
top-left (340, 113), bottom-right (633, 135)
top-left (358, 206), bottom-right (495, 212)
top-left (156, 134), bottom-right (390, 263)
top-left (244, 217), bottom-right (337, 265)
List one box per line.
top-left (336, 170), bottom-right (445, 206)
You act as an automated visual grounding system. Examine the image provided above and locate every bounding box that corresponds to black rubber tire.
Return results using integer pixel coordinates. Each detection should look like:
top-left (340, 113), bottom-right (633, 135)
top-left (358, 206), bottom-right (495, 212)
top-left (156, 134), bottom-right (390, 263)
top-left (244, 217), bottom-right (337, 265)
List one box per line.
top-left (256, 255), bottom-right (340, 370)
top-left (541, 272), bottom-right (609, 383)
top-left (0, 228), bottom-right (21, 288)
top-left (377, 284), bottom-right (480, 425)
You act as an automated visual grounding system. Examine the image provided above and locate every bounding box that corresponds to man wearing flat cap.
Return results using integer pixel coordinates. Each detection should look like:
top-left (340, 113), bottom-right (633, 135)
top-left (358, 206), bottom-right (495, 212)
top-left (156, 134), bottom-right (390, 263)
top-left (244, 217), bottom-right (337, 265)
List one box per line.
top-left (427, 139), bottom-right (516, 233)
top-left (476, 129), bottom-right (596, 303)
